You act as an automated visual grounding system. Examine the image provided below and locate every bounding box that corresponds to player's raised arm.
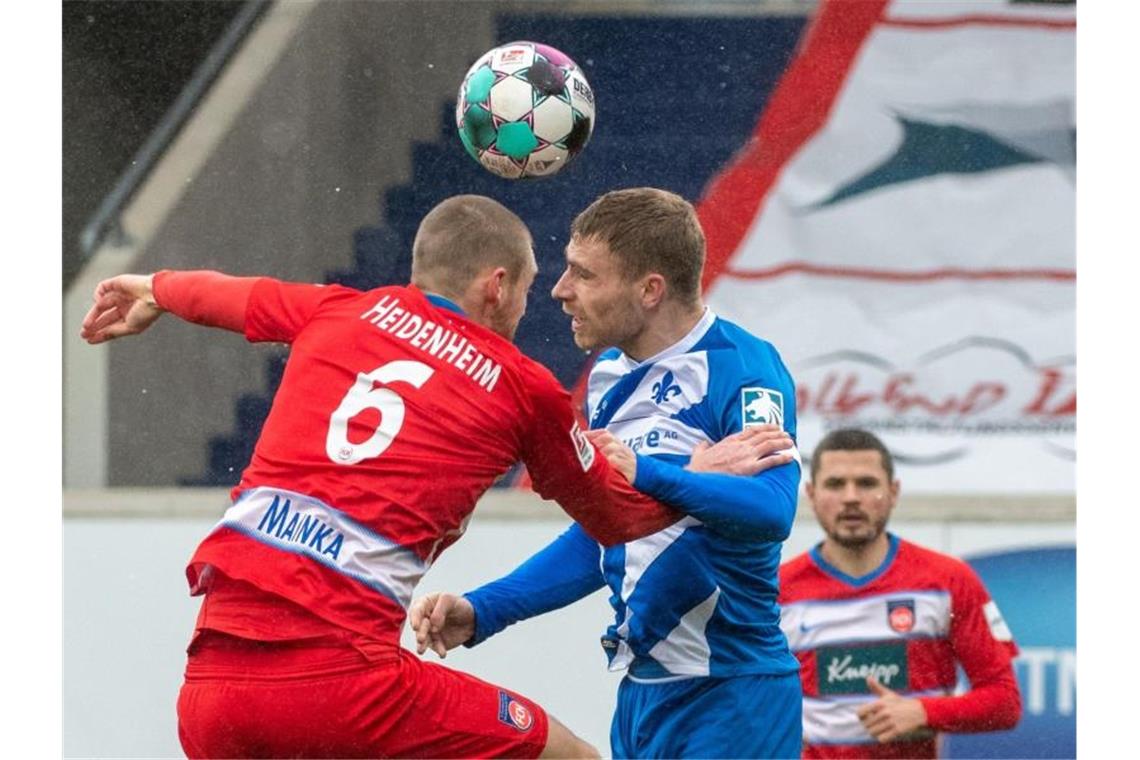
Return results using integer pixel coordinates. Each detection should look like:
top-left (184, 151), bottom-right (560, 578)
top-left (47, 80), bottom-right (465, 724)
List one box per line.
top-left (587, 425), bottom-right (801, 542)
top-left (587, 425), bottom-right (794, 482)
top-left (81, 270), bottom-right (260, 344)
top-left (632, 445), bottom-right (800, 542)
top-left (81, 270), bottom-right (352, 347)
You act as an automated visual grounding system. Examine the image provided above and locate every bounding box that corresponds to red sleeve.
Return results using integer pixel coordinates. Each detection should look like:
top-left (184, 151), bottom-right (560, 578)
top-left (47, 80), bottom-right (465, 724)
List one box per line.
top-left (243, 277), bottom-right (346, 343)
top-left (153, 270), bottom-right (342, 344)
top-left (152, 270), bottom-right (259, 334)
top-left (519, 363), bottom-right (682, 546)
top-left (919, 563), bottom-right (1022, 733)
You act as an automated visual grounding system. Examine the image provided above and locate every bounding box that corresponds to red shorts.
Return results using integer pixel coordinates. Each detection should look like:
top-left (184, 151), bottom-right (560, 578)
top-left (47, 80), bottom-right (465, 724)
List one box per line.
top-left (176, 631), bottom-right (549, 759)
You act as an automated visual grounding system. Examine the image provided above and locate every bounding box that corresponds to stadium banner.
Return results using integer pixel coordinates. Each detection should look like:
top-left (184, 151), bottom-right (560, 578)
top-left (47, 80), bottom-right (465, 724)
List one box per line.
top-left (946, 546), bottom-right (1076, 758)
top-left (697, 0), bottom-right (1075, 493)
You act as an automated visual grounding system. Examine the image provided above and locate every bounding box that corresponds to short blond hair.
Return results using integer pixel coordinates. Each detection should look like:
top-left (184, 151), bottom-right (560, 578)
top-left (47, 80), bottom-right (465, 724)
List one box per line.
top-left (570, 188), bottom-right (705, 305)
top-left (411, 195), bottom-right (533, 297)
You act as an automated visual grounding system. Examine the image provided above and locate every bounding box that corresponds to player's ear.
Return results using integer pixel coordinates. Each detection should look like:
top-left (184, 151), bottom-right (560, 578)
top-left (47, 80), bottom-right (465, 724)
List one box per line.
top-left (481, 267), bottom-right (508, 306)
top-left (641, 273), bottom-right (666, 309)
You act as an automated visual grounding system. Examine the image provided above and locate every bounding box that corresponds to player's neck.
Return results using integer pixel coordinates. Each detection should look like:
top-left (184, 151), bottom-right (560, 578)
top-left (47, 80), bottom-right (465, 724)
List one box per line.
top-left (622, 302), bottom-right (706, 362)
top-left (820, 533), bottom-right (892, 579)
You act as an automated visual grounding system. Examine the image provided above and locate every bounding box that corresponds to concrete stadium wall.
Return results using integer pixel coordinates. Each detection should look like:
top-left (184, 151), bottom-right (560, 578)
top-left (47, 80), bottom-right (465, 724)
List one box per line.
top-left (63, 489), bottom-right (1074, 758)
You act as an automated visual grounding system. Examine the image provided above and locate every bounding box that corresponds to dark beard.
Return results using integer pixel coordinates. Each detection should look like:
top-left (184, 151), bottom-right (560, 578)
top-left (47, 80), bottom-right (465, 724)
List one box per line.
top-left (826, 513), bottom-right (888, 549)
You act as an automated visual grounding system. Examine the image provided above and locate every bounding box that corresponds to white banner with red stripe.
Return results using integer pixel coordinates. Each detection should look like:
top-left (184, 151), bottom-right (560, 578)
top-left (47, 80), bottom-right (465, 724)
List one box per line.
top-left (697, 0), bottom-right (1075, 493)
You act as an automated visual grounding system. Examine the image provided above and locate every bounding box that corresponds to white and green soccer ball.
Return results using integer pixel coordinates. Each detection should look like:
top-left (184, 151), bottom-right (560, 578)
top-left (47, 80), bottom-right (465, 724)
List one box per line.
top-left (456, 41), bottom-right (595, 179)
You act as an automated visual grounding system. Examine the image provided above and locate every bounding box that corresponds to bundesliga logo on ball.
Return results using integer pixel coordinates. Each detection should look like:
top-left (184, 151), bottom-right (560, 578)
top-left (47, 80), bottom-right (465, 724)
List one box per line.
top-left (456, 41), bottom-right (595, 179)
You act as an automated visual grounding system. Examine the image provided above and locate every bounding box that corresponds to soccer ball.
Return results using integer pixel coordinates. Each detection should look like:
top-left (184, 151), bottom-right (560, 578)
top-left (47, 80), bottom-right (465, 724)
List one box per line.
top-left (456, 41), bottom-right (595, 179)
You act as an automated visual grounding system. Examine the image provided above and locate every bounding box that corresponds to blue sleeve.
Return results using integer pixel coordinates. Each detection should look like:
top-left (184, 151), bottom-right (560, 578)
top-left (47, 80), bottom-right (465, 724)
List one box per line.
top-left (462, 523), bottom-right (605, 647)
top-left (633, 453), bottom-right (800, 542)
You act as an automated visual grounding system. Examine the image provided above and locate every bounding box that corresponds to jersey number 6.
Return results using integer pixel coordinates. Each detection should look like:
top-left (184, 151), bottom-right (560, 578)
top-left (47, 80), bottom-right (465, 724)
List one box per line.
top-left (325, 360), bottom-right (435, 465)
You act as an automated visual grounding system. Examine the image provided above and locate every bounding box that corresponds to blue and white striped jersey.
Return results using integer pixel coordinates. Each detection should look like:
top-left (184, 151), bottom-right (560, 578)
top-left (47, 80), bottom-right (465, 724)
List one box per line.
top-left (466, 309), bottom-right (802, 681)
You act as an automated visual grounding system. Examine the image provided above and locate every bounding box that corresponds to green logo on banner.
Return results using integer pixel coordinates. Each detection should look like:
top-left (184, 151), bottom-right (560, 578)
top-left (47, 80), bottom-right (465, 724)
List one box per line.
top-left (817, 642), bottom-right (908, 695)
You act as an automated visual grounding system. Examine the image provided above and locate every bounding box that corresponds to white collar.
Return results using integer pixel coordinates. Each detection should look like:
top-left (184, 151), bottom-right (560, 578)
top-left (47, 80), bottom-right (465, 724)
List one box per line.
top-left (617, 306), bottom-right (716, 370)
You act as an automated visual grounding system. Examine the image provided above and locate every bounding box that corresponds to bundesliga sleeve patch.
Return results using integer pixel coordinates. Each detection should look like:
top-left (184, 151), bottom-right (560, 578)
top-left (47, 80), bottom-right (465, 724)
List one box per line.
top-left (498, 691), bottom-right (534, 732)
top-left (570, 421), bottom-right (595, 471)
top-left (983, 600), bottom-right (1014, 642)
top-left (741, 387), bottom-right (785, 429)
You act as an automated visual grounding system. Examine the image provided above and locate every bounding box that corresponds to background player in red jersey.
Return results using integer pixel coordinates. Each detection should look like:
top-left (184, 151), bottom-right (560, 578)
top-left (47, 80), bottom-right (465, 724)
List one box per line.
top-left (79, 195), bottom-right (782, 760)
top-left (779, 428), bottom-right (1022, 759)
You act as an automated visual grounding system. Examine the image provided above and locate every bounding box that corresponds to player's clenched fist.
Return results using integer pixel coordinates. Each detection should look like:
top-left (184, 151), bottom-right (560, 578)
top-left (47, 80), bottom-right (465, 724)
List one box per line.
top-left (409, 592), bottom-right (476, 659)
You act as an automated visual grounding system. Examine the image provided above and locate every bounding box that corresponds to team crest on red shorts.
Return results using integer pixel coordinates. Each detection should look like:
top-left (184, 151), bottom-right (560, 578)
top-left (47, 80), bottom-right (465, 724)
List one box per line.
top-left (498, 691), bottom-right (534, 732)
top-left (887, 599), bottom-right (916, 633)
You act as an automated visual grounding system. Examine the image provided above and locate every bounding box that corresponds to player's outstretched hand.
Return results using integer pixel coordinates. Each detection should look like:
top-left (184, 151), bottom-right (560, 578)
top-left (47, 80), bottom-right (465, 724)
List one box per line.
top-left (687, 424), bottom-right (794, 476)
top-left (80, 274), bottom-right (164, 344)
top-left (856, 677), bottom-right (930, 743)
top-left (585, 429), bottom-right (636, 483)
top-left (408, 592), bottom-right (476, 659)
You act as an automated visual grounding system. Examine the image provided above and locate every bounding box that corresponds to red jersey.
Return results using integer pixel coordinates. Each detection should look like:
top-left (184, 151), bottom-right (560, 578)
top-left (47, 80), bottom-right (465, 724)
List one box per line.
top-left (153, 271), bottom-right (679, 649)
top-left (778, 535), bottom-right (1021, 759)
